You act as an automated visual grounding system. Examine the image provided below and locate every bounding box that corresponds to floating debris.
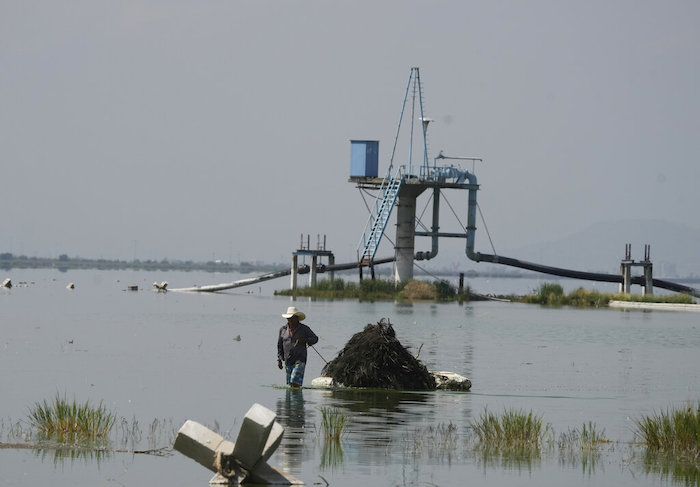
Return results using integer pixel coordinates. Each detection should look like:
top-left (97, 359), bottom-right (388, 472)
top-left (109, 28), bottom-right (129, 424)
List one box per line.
top-left (321, 319), bottom-right (436, 390)
top-left (153, 281), bottom-right (168, 292)
top-left (2, 278), bottom-right (11, 288)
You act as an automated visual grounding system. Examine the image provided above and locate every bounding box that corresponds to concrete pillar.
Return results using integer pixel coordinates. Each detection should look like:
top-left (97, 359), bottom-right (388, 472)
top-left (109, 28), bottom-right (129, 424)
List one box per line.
top-left (309, 255), bottom-right (317, 288)
top-left (290, 254), bottom-right (298, 290)
top-left (644, 263), bottom-right (653, 296)
top-left (619, 264), bottom-right (624, 293)
top-left (393, 194), bottom-right (417, 282)
top-left (620, 264), bottom-right (631, 294)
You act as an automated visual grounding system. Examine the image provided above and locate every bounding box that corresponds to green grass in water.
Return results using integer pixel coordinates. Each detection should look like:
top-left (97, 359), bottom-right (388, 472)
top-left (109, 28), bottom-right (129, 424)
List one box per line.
top-left (470, 408), bottom-right (550, 447)
top-left (520, 282), bottom-right (695, 307)
top-left (559, 421), bottom-right (609, 450)
top-left (634, 403), bottom-right (700, 462)
top-left (318, 407), bottom-right (348, 441)
top-left (28, 393), bottom-right (116, 442)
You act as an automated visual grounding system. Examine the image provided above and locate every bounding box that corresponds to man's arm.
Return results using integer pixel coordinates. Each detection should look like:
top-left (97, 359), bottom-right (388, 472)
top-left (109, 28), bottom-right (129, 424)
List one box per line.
top-left (305, 326), bottom-right (318, 346)
top-left (277, 328), bottom-right (285, 362)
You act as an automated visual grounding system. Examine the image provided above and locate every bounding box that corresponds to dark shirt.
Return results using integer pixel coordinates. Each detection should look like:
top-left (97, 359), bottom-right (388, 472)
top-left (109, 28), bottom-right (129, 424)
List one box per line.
top-left (277, 323), bottom-right (318, 365)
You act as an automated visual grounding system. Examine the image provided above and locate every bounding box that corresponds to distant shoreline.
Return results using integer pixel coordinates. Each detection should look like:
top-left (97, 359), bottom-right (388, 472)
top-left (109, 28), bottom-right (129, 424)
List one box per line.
top-left (2, 253), bottom-right (698, 283)
top-left (0, 255), bottom-right (282, 274)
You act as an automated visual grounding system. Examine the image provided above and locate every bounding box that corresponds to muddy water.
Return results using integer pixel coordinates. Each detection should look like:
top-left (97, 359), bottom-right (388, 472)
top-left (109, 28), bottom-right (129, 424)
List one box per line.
top-left (1, 269), bottom-right (698, 486)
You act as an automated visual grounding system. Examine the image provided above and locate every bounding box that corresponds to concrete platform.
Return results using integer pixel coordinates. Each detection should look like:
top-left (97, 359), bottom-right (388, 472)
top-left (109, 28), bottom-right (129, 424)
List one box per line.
top-left (609, 300), bottom-right (700, 312)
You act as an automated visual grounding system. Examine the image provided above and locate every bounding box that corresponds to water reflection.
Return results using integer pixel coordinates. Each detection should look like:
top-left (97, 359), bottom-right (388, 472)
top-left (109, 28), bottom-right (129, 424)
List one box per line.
top-left (558, 448), bottom-right (602, 477)
top-left (471, 444), bottom-right (545, 473)
top-left (401, 423), bottom-right (459, 465)
top-left (33, 445), bottom-right (111, 466)
top-left (324, 388), bottom-right (431, 416)
top-left (277, 388), bottom-right (307, 429)
top-left (275, 388), bottom-right (313, 475)
top-left (320, 439), bottom-right (344, 471)
top-left (639, 450), bottom-right (700, 486)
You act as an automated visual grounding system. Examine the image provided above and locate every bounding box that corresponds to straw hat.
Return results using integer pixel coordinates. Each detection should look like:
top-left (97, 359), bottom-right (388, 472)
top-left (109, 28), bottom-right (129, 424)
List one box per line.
top-left (282, 306), bottom-right (306, 321)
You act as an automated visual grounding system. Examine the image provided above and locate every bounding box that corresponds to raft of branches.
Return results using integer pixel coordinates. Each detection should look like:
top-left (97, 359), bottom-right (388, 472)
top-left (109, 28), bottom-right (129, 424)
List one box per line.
top-left (321, 319), bottom-right (436, 390)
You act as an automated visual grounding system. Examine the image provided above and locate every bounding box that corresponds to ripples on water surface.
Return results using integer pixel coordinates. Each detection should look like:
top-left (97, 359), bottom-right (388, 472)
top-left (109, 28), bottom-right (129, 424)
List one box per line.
top-left (1, 269), bottom-right (698, 486)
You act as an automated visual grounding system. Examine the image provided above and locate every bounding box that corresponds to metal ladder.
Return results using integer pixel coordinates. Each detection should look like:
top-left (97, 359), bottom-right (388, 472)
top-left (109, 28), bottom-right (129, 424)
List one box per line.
top-left (358, 166), bottom-right (403, 266)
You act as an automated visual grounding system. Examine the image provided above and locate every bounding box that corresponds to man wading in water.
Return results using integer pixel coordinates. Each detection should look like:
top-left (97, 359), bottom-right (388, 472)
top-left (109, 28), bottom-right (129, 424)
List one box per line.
top-left (277, 306), bottom-right (318, 388)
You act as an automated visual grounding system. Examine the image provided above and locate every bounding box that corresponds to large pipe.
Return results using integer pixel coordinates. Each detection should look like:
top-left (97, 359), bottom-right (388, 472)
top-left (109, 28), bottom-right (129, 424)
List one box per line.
top-left (464, 171), bottom-right (700, 298)
top-left (415, 187), bottom-right (440, 261)
top-left (171, 257), bottom-right (396, 293)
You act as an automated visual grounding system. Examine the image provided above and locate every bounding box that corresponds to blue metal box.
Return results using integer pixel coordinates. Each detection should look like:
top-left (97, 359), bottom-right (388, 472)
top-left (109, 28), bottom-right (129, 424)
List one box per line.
top-left (350, 140), bottom-right (379, 178)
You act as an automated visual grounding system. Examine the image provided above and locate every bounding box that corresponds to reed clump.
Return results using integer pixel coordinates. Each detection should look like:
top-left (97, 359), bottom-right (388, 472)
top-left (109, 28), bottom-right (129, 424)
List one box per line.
top-left (470, 408), bottom-right (550, 447)
top-left (634, 403), bottom-right (700, 462)
top-left (405, 422), bottom-right (459, 460)
top-left (318, 407), bottom-right (348, 441)
top-left (27, 394), bottom-right (116, 442)
top-left (520, 282), bottom-right (696, 307)
top-left (559, 421), bottom-right (609, 450)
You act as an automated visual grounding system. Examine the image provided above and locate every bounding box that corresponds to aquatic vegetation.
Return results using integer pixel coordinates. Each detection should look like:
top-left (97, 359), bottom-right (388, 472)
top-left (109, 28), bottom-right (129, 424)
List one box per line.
top-left (521, 282), bottom-right (566, 305)
top-left (565, 288), bottom-right (610, 307)
top-left (634, 403), bottom-right (700, 463)
top-left (275, 278), bottom-right (473, 302)
top-left (613, 292), bottom-right (695, 304)
top-left (470, 408), bottom-right (551, 447)
top-left (559, 421), bottom-right (609, 450)
top-left (520, 282), bottom-right (696, 307)
top-left (404, 422), bottom-right (459, 461)
top-left (0, 418), bottom-right (31, 443)
top-left (577, 421), bottom-right (608, 450)
top-left (399, 280), bottom-right (437, 300)
top-left (359, 278), bottom-right (406, 298)
top-left (318, 407), bottom-right (348, 441)
top-left (27, 394), bottom-right (115, 442)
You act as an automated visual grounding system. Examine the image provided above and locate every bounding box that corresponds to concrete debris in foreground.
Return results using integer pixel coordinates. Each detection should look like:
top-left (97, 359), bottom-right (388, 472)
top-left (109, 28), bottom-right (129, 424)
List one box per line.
top-left (173, 403), bottom-right (302, 485)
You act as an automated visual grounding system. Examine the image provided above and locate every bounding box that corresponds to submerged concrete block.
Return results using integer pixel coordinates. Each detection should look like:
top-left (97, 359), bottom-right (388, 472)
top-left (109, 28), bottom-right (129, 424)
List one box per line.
top-left (260, 421), bottom-right (284, 463)
top-left (247, 460), bottom-right (304, 485)
top-left (173, 420), bottom-right (228, 472)
top-left (175, 404), bottom-right (302, 485)
top-left (233, 403), bottom-right (276, 468)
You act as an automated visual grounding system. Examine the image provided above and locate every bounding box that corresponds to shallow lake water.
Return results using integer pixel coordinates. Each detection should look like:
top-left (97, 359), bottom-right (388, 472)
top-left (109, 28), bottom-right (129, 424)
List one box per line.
top-left (1, 268), bottom-right (698, 486)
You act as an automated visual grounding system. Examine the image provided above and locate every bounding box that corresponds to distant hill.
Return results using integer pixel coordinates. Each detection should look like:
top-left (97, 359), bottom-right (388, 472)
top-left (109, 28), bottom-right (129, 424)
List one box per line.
top-left (499, 219), bottom-right (700, 278)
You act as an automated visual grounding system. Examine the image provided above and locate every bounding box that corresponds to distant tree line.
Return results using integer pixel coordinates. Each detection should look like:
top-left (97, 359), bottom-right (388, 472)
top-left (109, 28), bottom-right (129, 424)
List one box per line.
top-left (0, 252), bottom-right (283, 273)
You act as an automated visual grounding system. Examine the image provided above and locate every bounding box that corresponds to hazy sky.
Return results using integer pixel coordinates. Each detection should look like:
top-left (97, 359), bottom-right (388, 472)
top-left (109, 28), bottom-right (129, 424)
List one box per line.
top-left (2, 1), bottom-right (699, 268)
